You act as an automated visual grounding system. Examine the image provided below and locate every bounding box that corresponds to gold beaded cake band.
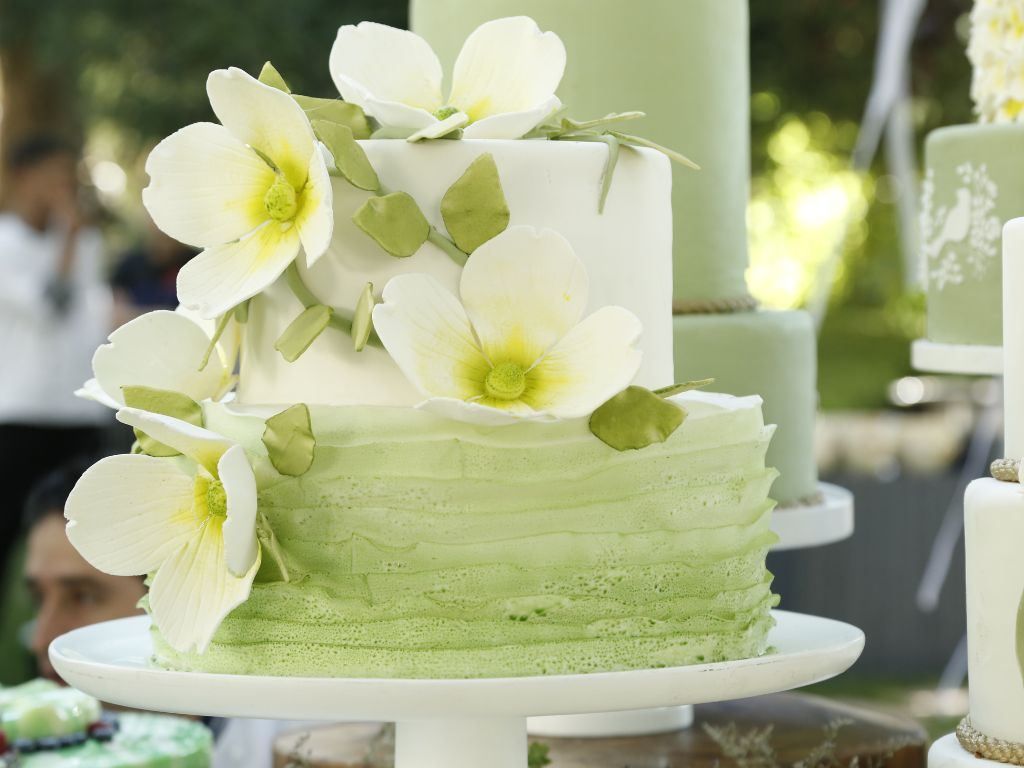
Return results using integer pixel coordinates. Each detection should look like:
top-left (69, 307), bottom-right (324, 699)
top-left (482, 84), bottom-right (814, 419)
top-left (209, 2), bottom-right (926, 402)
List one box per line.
top-left (672, 294), bottom-right (760, 314)
top-left (958, 717), bottom-right (1024, 765)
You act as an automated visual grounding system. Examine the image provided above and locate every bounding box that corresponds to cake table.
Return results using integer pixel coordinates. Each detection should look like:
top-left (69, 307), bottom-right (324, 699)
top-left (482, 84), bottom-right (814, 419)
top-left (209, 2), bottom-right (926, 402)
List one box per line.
top-left (50, 611), bottom-right (863, 768)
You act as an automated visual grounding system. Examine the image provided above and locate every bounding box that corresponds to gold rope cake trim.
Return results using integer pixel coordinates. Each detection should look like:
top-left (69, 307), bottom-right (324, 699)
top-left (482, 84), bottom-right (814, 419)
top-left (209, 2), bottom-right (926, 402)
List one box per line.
top-left (991, 458), bottom-right (1021, 483)
top-left (958, 717), bottom-right (1024, 765)
top-left (672, 294), bottom-right (759, 314)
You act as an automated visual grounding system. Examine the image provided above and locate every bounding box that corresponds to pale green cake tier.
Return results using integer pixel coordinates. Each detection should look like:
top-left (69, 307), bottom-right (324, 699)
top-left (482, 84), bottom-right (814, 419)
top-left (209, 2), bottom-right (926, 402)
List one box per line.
top-left (152, 391), bottom-right (779, 679)
top-left (410, 0), bottom-right (751, 307)
top-left (673, 310), bottom-right (818, 506)
top-left (922, 124), bottom-right (1024, 346)
top-left (17, 714), bottom-right (211, 768)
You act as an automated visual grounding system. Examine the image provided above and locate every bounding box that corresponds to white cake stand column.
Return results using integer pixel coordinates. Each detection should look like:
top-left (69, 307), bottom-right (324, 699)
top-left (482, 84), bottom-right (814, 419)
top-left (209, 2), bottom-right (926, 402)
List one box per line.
top-left (396, 718), bottom-right (526, 768)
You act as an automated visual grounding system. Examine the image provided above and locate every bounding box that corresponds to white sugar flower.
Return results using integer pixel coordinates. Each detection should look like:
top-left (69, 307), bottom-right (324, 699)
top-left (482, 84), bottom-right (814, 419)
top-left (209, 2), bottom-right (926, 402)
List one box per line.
top-left (372, 226), bottom-right (642, 425)
top-left (76, 309), bottom-right (238, 409)
top-left (329, 17), bottom-right (565, 140)
top-left (65, 409), bottom-right (260, 653)
top-left (969, 0), bottom-right (1024, 123)
top-left (143, 67), bottom-right (333, 319)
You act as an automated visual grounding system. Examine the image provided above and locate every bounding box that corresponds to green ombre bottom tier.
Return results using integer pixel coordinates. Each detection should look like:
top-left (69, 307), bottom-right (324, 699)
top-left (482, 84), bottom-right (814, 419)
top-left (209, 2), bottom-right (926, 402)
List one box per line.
top-left (153, 391), bottom-right (779, 679)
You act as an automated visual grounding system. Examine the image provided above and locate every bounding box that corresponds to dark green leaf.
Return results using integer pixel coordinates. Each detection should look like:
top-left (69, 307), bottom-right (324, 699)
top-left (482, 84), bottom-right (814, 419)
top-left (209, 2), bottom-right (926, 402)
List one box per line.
top-left (313, 120), bottom-right (379, 192)
top-left (589, 386), bottom-right (686, 451)
top-left (274, 305), bottom-right (332, 362)
top-left (353, 192), bottom-right (431, 258)
top-left (262, 404), bottom-right (316, 477)
top-left (440, 153), bottom-right (510, 253)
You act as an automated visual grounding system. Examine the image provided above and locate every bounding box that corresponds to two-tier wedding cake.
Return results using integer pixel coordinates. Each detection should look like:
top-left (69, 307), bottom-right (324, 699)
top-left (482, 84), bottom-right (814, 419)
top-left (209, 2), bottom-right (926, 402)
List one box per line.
top-left (64, 16), bottom-right (780, 678)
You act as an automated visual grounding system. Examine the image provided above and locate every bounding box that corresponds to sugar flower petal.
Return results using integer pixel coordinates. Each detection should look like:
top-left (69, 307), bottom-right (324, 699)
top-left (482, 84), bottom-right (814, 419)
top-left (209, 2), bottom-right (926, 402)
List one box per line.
top-left (218, 444), bottom-right (259, 577)
top-left (148, 515), bottom-right (261, 653)
top-left (295, 148), bottom-right (334, 266)
top-left (330, 23), bottom-right (443, 119)
top-left (372, 273), bottom-right (491, 402)
top-left (175, 304), bottom-right (241, 382)
top-left (89, 310), bottom-right (227, 408)
top-left (75, 377), bottom-right (120, 410)
top-left (461, 96), bottom-right (561, 140)
top-left (64, 454), bottom-right (197, 576)
top-left (177, 221), bottom-right (301, 320)
top-left (449, 17), bottom-right (566, 125)
top-left (526, 306), bottom-right (643, 418)
top-left (460, 227), bottom-right (587, 366)
top-left (117, 407), bottom-right (232, 478)
top-left (142, 122), bottom-right (274, 249)
top-left (207, 68), bottom-right (316, 189)
top-left (408, 111), bottom-right (470, 142)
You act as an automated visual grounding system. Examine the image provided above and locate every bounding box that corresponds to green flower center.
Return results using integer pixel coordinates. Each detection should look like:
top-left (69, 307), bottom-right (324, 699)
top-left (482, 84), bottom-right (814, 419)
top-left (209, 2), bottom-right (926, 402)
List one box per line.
top-left (264, 178), bottom-right (298, 222)
top-left (433, 105), bottom-right (459, 121)
top-left (484, 361), bottom-right (527, 401)
top-left (205, 480), bottom-right (228, 519)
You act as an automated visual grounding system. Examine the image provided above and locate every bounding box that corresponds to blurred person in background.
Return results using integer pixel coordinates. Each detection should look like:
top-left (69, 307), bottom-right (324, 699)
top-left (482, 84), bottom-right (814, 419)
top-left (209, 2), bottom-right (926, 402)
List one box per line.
top-left (22, 457), bottom-right (322, 768)
top-left (0, 135), bottom-right (112, 589)
top-left (22, 458), bottom-right (146, 684)
top-left (111, 216), bottom-right (195, 326)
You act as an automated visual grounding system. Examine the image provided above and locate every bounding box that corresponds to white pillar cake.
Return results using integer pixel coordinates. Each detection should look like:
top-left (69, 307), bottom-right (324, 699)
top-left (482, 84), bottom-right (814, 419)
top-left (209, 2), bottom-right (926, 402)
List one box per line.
top-left (920, 0), bottom-right (1024, 351)
top-left (411, 0), bottom-right (820, 506)
top-left (955, 218), bottom-right (1024, 761)
top-left (64, 17), bottom-right (780, 678)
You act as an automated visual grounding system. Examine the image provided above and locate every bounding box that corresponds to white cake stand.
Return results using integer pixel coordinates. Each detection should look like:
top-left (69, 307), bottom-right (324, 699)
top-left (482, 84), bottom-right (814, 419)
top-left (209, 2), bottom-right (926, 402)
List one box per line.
top-left (770, 482), bottom-right (855, 552)
top-left (930, 733), bottom-right (1002, 768)
top-left (50, 610), bottom-right (862, 768)
top-left (912, 339), bottom-right (1003, 376)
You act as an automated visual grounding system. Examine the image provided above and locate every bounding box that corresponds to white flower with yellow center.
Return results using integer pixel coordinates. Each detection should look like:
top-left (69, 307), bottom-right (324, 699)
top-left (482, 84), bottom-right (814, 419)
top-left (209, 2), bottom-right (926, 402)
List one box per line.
top-left (372, 226), bottom-right (642, 424)
top-left (65, 409), bottom-right (260, 653)
top-left (970, 0), bottom-right (1024, 123)
top-left (76, 308), bottom-right (239, 409)
top-left (329, 17), bottom-right (565, 141)
top-left (143, 67), bottom-right (333, 319)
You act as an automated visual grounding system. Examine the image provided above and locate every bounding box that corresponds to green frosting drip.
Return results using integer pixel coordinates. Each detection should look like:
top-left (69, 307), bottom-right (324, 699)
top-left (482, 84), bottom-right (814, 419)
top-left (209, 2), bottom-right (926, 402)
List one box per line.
top-left (151, 392), bottom-right (779, 679)
top-left (484, 361), bottom-right (527, 400)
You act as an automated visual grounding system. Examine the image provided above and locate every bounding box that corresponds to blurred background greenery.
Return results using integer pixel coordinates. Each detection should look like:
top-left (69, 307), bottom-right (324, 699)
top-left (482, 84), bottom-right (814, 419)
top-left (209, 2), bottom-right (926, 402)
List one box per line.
top-left (0, 0), bottom-right (977, 411)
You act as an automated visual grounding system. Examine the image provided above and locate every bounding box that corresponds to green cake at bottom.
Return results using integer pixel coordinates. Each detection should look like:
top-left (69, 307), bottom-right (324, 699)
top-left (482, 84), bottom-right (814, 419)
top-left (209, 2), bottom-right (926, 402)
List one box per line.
top-left (153, 390), bottom-right (780, 679)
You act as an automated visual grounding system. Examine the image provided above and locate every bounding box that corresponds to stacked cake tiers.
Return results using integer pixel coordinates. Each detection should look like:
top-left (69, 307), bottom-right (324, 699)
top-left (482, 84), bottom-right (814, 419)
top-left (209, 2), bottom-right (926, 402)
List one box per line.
top-left (412, 0), bottom-right (819, 507)
top-left (64, 16), bottom-right (780, 678)
top-left (914, 0), bottom-right (1024, 373)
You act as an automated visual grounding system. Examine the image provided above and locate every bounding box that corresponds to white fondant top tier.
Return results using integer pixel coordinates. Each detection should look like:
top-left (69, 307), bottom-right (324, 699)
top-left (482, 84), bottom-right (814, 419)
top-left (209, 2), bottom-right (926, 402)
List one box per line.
top-left (238, 139), bottom-right (674, 407)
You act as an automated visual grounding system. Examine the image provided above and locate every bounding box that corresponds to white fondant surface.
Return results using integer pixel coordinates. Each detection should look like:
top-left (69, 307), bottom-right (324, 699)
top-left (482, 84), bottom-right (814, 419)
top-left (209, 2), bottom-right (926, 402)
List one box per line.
top-left (1004, 219), bottom-right (1024, 457)
top-left (930, 734), bottom-right (1007, 768)
top-left (238, 140), bottom-right (674, 407)
top-left (964, 478), bottom-right (1024, 744)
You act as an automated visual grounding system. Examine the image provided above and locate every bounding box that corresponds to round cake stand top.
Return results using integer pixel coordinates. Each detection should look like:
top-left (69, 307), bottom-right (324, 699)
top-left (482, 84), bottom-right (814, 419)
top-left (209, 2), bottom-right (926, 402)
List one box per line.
top-left (771, 482), bottom-right (854, 552)
top-left (51, 610), bottom-right (863, 768)
top-left (912, 339), bottom-right (1002, 376)
top-left (930, 733), bottom-right (1006, 768)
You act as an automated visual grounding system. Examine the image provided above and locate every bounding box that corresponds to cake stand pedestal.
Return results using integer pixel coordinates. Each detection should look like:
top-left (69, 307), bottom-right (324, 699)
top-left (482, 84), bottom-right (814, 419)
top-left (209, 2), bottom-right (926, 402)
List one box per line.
top-left (912, 340), bottom-right (1003, 376)
top-left (929, 733), bottom-right (1004, 768)
top-left (50, 610), bottom-right (862, 768)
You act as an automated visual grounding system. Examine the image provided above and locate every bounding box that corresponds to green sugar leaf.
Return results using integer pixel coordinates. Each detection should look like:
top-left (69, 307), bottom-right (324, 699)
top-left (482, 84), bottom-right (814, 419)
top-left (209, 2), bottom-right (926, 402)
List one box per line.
top-left (199, 308), bottom-right (236, 371)
top-left (293, 95), bottom-right (371, 140)
top-left (440, 153), bottom-right (510, 253)
top-left (353, 192), bottom-right (431, 258)
top-left (352, 282), bottom-right (375, 352)
top-left (122, 385), bottom-right (204, 457)
top-left (262, 403), bottom-right (316, 477)
top-left (589, 385), bottom-right (686, 451)
top-left (258, 61), bottom-right (290, 93)
top-left (653, 378), bottom-right (715, 398)
top-left (559, 111), bottom-right (646, 136)
top-left (313, 120), bottom-right (379, 192)
top-left (274, 305), bottom-right (332, 362)
top-left (609, 131), bottom-right (700, 170)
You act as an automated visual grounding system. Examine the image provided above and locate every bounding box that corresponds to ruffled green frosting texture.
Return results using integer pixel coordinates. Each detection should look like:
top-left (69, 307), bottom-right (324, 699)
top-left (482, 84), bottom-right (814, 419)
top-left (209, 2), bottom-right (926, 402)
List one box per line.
top-left (153, 391), bottom-right (779, 678)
